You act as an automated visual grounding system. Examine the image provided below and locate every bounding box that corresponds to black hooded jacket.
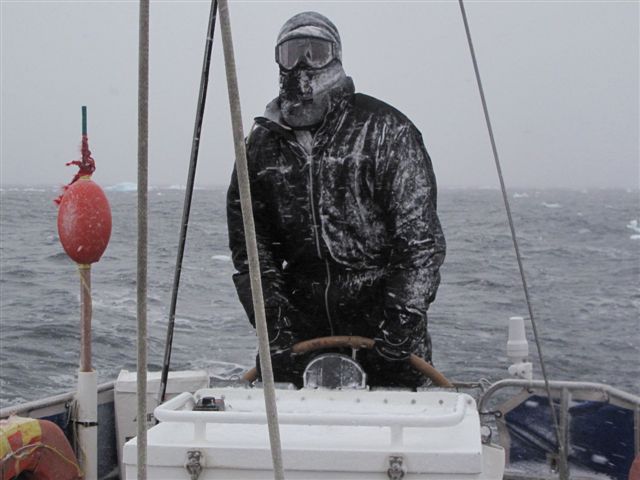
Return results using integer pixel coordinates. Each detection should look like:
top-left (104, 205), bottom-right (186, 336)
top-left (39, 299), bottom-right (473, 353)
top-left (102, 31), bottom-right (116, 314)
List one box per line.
top-left (227, 78), bottom-right (446, 355)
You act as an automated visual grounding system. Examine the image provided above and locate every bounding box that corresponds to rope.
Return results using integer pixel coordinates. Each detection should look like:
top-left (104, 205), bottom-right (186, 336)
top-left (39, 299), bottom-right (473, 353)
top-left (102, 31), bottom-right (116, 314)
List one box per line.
top-left (1, 443), bottom-right (83, 476)
top-left (217, 1), bottom-right (285, 478)
top-left (137, 0), bottom-right (150, 478)
top-left (457, 0), bottom-right (566, 474)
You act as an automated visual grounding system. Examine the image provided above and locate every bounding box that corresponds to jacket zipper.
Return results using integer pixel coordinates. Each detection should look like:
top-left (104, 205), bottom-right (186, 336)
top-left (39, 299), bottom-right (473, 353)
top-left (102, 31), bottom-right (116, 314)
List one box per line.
top-left (307, 151), bottom-right (335, 336)
top-left (307, 152), bottom-right (323, 260)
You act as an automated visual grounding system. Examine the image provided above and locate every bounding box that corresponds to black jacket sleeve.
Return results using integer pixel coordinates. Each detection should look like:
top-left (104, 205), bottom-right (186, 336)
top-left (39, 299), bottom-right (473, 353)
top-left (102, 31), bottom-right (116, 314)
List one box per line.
top-left (379, 125), bottom-right (446, 346)
top-left (226, 132), bottom-right (290, 328)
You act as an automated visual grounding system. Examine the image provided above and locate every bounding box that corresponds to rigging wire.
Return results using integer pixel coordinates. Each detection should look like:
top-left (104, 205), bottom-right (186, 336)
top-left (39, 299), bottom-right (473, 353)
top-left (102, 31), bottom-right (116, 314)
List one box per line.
top-left (158, 0), bottom-right (219, 406)
top-left (457, 0), bottom-right (567, 475)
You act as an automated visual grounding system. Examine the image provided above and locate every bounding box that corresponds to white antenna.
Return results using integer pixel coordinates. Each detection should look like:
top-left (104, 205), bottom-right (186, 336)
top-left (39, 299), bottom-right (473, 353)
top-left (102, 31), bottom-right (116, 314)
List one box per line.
top-left (507, 316), bottom-right (532, 380)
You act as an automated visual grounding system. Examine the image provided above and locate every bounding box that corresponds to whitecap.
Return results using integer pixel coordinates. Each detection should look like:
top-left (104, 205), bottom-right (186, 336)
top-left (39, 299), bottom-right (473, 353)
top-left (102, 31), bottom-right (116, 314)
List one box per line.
top-left (168, 184), bottom-right (186, 190)
top-left (631, 234), bottom-right (640, 240)
top-left (542, 202), bottom-right (561, 209)
top-left (212, 254), bottom-right (231, 262)
top-left (105, 182), bottom-right (137, 192)
top-left (627, 220), bottom-right (640, 233)
top-left (513, 192), bottom-right (529, 198)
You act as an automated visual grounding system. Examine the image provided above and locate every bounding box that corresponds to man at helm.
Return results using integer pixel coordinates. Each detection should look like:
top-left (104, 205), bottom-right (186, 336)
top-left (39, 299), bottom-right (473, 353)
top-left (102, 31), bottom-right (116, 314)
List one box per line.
top-left (227, 12), bottom-right (446, 388)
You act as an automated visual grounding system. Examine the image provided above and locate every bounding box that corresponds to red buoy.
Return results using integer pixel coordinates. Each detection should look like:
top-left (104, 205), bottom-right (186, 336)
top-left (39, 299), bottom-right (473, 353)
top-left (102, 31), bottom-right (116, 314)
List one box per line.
top-left (57, 177), bottom-right (112, 264)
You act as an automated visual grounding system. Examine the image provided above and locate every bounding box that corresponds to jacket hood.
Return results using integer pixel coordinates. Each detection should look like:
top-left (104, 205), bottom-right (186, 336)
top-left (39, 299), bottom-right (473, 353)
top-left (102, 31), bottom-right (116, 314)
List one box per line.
top-left (277, 12), bottom-right (342, 62)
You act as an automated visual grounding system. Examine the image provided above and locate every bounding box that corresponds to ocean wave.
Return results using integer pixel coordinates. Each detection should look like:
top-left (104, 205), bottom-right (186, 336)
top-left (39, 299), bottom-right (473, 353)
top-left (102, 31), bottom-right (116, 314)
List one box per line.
top-left (211, 254), bottom-right (231, 262)
top-left (1, 267), bottom-right (38, 278)
top-left (47, 251), bottom-right (73, 262)
top-left (542, 202), bottom-right (562, 209)
top-left (201, 360), bottom-right (251, 379)
top-left (2, 187), bottom-right (48, 193)
top-left (513, 192), bottom-right (529, 198)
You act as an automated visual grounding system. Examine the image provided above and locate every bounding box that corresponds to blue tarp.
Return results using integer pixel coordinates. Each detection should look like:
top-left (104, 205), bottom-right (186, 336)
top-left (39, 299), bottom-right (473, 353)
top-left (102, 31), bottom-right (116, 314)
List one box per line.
top-left (505, 395), bottom-right (635, 480)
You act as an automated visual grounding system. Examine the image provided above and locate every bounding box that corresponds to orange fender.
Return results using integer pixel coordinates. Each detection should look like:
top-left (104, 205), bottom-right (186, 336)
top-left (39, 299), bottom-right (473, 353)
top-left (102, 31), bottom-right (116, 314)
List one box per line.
top-left (630, 454), bottom-right (640, 480)
top-left (0, 416), bottom-right (82, 480)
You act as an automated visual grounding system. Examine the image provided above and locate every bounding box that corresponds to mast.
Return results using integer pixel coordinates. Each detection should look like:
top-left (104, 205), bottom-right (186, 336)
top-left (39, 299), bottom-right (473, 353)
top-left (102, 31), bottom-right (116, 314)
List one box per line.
top-left (136, 0), bottom-right (150, 477)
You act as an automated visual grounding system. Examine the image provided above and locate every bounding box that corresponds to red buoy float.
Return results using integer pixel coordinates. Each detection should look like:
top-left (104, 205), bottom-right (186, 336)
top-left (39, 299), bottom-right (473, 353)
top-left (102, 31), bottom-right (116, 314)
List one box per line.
top-left (56, 106), bottom-right (111, 265)
top-left (57, 177), bottom-right (111, 265)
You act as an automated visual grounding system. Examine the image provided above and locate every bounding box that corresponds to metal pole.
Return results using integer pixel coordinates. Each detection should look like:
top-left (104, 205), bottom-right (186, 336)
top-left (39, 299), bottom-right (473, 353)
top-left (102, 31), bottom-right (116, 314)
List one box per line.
top-left (75, 106), bottom-right (98, 480)
top-left (217, 1), bottom-right (285, 478)
top-left (77, 246), bottom-right (97, 480)
top-left (79, 264), bottom-right (92, 372)
top-left (159, 0), bottom-right (219, 405)
top-left (82, 106), bottom-right (88, 136)
top-left (137, 0), bottom-right (150, 478)
top-left (79, 107), bottom-right (91, 374)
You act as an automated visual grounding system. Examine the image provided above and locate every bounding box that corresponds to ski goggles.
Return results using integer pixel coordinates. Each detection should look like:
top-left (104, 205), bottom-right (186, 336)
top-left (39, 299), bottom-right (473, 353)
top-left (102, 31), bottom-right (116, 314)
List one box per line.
top-left (275, 37), bottom-right (337, 70)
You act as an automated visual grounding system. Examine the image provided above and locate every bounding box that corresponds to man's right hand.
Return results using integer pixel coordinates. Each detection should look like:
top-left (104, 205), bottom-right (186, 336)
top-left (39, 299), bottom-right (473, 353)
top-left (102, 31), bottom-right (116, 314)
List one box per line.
top-left (266, 306), bottom-right (297, 357)
top-left (268, 326), bottom-right (296, 355)
top-left (253, 306), bottom-right (308, 387)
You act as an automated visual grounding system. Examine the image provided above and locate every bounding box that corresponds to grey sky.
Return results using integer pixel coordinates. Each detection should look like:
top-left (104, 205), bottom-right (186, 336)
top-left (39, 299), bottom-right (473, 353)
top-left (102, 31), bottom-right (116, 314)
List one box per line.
top-left (1, 1), bottom-right (638, 189)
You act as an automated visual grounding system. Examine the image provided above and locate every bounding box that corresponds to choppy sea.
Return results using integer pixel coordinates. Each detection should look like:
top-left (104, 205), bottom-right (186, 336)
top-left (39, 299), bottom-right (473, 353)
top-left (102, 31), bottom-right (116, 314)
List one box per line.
top-left (0, 185), bottom-right (638, 409)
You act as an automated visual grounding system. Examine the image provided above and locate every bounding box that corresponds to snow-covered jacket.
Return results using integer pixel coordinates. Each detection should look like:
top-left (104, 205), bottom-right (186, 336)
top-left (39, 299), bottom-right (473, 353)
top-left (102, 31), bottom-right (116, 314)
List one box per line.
top-left (227, 78), bottom-right (446, 349)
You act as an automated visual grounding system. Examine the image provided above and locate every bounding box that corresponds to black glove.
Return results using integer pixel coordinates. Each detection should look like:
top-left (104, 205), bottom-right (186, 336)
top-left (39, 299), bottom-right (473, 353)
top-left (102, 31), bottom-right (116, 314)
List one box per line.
top-left (266, 307), bottom-right (299, 374)
top-left (268, 325), bottom-right (296, 355)
top-left (255, 307), bottom-right (299, 384)
top-left (373, 330), bottom-right (414, 362)
top-left (266, 307), bottom-right (296, 350)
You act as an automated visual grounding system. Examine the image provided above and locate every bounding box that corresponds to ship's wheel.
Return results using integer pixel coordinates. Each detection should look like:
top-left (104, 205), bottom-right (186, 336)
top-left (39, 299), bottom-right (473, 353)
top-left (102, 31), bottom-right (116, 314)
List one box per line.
top-left (243, 335), bottom-right (453, 388)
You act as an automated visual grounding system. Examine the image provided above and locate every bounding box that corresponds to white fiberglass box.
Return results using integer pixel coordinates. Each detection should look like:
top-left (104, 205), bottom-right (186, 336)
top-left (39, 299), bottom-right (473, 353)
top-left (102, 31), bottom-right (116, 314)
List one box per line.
top-left (114, 369), bottom-right (209, 472)
top-left (123, 387), bottom-right (505, 479)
